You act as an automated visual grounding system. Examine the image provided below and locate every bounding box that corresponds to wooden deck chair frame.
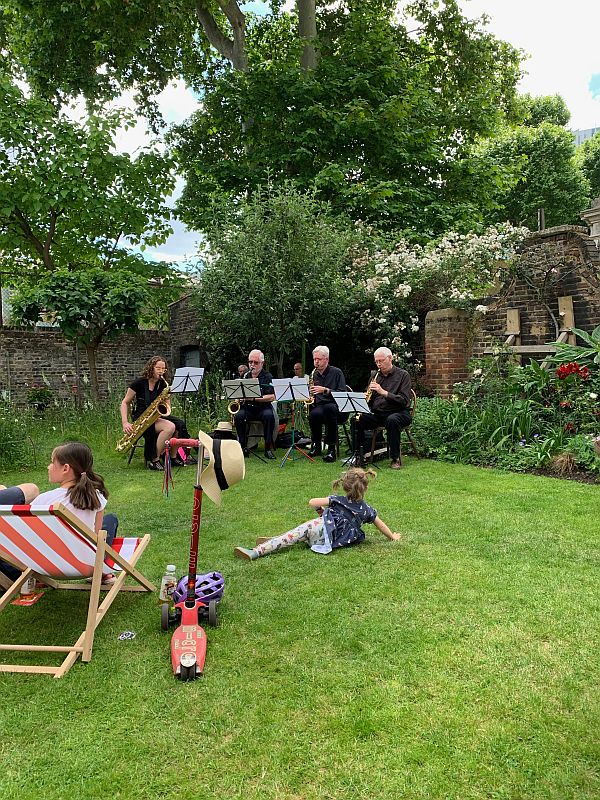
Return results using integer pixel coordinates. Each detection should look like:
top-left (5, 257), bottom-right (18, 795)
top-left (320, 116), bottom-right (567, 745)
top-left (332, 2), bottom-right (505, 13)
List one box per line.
top-left (0, 503), bottom-right (155, 678)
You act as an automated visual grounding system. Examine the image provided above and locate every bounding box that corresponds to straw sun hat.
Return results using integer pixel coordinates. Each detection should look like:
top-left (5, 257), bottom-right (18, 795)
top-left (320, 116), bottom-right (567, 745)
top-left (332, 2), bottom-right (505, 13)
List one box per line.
top-left (197, 429), bottom-right (245, 505)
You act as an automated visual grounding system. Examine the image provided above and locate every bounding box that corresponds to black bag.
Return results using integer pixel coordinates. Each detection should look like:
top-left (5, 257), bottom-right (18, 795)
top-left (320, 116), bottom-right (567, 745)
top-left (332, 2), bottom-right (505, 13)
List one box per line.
top-left (277, 430), bottom-right (305, 448)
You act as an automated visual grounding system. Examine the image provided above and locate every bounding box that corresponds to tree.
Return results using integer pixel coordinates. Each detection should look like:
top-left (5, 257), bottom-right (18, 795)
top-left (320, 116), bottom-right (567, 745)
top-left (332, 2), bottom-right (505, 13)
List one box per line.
top-left (10, 269), bottom-right (149, 399)
top-left (192, 185), bottom-right (355, 375)
top-left (0, 74), bottom-right (176, 282)
top-left (172, 2), bottom-right (523, 236)
top-left (518, 94), bottom-right (571, 127)
top-left (2, 2), bottom-right (524, 238)
top-left (478, 122), bottom-right (590, 229)
top-left (0, 1), bottom-right (319, 114)
top-left (575, 131), bottom-right (600, 200)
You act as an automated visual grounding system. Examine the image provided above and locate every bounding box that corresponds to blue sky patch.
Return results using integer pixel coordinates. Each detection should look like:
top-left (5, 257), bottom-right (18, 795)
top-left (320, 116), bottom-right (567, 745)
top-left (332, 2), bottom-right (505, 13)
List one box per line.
top-left (589, 73), bottom-right (600, 98)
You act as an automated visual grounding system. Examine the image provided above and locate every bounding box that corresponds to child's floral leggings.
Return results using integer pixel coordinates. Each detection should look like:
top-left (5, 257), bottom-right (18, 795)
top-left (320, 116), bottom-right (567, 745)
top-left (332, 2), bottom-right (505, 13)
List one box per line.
top-left (254, 518), bottom-right (325, 557)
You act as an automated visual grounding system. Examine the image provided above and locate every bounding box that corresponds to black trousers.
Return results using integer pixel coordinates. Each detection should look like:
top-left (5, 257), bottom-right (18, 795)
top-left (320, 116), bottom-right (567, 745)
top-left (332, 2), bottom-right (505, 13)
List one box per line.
top-left (309, 403), bottom-right (341, 448)
top-left (351, 410), bottom-right (412, 461)
top-left (235, 404), bottom-right (275, 447)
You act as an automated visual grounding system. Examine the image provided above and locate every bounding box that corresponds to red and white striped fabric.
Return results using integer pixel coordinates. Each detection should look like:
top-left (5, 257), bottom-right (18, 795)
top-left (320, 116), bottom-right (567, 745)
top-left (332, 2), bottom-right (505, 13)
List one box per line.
top-left (0, 505), bottom-right (140, 580)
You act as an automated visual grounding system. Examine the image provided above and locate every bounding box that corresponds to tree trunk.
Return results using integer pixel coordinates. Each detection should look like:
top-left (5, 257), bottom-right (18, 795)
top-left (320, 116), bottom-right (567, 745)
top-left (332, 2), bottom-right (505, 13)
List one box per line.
top-left (298, 0), bottom-right (319, 70)
top-left (275, 349), bottom-right (285, 378)
top-left (84, 342), bottom-right (101, 400)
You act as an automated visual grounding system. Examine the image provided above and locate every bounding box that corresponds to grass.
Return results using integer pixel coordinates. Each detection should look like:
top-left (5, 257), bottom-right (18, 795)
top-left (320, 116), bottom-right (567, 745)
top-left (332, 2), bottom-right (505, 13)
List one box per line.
top-left (1, 443), bottom-right (600, 799)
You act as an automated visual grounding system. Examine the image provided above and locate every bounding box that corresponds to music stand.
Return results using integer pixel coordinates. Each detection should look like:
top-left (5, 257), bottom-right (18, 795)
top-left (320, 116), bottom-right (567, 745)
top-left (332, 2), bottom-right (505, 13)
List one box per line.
top-left (331, 392), bottom-right (374, 468)
top-left (272, 378), bottom-right (316, 467)
top-left (222, 378), bottom-right (266, 463)
top-left (171, 367), bottom-right (204, 425)
top-left (169, 368), bottom-right (205, 466)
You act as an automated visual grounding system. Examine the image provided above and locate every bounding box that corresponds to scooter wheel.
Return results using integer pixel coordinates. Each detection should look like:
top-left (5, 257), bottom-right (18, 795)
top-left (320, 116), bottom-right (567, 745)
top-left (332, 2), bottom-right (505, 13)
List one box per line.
top-left (179, 664), bottom-right (195, 681)
top-left (160, 602), bottom-right (170, 631)
top-left (208, 599), bottom-right (218, 628)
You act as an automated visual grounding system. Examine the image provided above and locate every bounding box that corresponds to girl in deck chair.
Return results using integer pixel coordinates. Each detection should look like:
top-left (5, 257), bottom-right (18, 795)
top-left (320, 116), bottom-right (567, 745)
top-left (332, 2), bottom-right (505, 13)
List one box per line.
top-left (31, 442), bottom-right (119, 583)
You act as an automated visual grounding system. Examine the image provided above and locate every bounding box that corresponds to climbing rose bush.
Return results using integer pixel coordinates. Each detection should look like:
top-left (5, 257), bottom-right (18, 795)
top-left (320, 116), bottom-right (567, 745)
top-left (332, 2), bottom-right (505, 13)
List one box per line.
top-left (346, 223), bottom-right (529, 361)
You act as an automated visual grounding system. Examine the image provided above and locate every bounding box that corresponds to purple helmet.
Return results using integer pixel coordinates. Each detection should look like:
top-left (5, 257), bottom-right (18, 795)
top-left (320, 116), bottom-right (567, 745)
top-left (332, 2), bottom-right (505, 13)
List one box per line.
top-left (172, 571), bottom-right (225, 604)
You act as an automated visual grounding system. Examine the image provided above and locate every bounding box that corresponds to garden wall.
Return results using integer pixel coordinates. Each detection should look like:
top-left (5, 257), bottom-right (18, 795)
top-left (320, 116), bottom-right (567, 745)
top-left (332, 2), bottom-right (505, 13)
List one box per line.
top-left (0, 327), bottom-right (171, 405)
top-left (425, 225), bottom-right (600, 397)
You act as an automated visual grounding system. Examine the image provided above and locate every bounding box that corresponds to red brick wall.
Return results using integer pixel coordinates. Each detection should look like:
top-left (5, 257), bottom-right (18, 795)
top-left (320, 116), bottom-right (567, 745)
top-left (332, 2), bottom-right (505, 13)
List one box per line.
top-left (423, 226), bottom-right (600, 397)
top-left (474, 226), bottom-right (600, 354)
top-left (424, 308), bottom-right (471, 397)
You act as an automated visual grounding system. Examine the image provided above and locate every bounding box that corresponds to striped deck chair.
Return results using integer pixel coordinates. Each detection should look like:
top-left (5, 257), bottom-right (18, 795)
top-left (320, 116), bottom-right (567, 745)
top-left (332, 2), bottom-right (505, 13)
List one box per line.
top-left (0, 503), bottom-right (155, 678)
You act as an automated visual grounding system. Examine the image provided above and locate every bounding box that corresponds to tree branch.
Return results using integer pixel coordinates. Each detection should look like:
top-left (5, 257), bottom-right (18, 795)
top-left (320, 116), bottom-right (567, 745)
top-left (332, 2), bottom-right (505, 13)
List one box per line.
top-left (195, 0), bottom-right (248, 71)
top-left (11, 208), bottom-right (56, 270)
top-left (42, 210), bottom-right (58, 267)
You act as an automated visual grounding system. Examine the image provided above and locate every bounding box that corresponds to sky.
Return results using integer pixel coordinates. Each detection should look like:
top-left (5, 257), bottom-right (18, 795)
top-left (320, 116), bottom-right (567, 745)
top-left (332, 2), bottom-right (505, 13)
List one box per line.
top-left (134, 0), bottom-right (600, 264)
top-left (456, 0), bottom-right (600, 131)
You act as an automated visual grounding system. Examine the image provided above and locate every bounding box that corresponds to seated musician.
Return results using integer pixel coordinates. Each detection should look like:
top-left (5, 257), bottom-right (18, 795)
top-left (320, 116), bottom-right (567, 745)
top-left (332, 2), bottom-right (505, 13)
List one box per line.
top-left (293, 362), bottom-right (306, 379)
top-left (351, 346), bottom-right (412, 470)
top-left (308, 345), bottom-right (347, 463)
top-left (234, 349), bottom-right (276, 459)
top-left (120, 356), bottom-right (194, 471)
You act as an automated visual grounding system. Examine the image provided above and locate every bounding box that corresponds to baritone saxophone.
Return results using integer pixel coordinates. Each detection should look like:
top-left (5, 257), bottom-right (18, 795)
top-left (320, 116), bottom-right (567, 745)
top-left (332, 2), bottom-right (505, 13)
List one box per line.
top-left (116, 384), bottom-right (171, 453)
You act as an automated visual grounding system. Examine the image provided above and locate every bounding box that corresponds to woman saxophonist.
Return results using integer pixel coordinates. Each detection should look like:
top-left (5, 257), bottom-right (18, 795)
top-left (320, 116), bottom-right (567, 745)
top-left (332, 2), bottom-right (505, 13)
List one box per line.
top-left (120, 356), bottom-right (191, 471)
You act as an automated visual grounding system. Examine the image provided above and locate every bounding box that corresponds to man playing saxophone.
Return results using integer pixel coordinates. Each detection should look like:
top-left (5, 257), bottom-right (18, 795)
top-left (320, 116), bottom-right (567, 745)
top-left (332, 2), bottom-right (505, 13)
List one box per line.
top-left (234, 349), bottom-right (277, 459)
top-left (120, 356), bottom-right (189, 471)
top-left (351, 347), bottom-right (412, 470)
top-left (307, 345), bottom-right (348, 463)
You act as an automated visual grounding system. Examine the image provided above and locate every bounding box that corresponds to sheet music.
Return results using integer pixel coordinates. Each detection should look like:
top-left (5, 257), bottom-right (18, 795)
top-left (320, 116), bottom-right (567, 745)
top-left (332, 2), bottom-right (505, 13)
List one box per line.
top-left (222, 378), bottom-right (262, 400)
top-left (331, 391), bottom-right (370, 414)
top-left (170, 367), bottom-right (205, 394)
top-left (272, 377), bottom-right (310, 402)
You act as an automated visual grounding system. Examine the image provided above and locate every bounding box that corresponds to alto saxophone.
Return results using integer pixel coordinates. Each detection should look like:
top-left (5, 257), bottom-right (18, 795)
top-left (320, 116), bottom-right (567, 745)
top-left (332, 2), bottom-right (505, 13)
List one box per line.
top-left (304, 367), bottom-right (317, 406)
top-left (116, 384), bottom-right (171, 453)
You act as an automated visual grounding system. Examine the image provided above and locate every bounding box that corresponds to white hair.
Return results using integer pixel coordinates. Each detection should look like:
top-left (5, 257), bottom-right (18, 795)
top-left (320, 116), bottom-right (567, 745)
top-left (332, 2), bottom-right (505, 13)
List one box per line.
top-left (249, 349), bottom-right (265, 362)
top-left (374, 346), bottom-right (393, 359)
top-left (313, 345), bottom-right (329, 358)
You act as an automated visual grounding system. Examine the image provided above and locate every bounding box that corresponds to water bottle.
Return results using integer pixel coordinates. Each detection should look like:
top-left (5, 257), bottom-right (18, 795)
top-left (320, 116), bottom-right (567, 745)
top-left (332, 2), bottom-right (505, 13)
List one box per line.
top-left (20, 575), bottom-right (36, 596)
top-left (159, 564), bottom-right (177, 604)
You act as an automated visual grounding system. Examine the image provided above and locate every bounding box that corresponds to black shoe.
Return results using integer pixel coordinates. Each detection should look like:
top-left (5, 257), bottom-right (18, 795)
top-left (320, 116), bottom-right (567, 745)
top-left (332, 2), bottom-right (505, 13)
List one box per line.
top-left (265, 449), bottom-right (276, 460)
top-left (148, 459), bottom-right (164, 471)
top-left (186, 455), bottom-right (198, 465)
top-left (243, 447), bottom-right (250, 458)
top-left (173, 455), bottom-right (186, 467)
top-left (323, 448), bottom-right (336, 463)
top-left (308, 445), bottom-right (322, 457)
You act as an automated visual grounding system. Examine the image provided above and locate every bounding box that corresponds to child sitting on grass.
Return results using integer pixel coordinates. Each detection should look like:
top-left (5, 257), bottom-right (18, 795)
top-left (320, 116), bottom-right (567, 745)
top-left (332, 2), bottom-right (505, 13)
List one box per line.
top-left (234, 467), bottom-right (400, 561)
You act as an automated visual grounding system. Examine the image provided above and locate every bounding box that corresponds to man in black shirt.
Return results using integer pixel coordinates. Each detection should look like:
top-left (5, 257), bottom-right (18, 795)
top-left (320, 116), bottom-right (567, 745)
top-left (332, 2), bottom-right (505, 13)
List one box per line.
top-left (234, 349), bottom-right (276, 459)
top-left (352, 346), bottom-right (412, 469)
top-left (307, 345), bottom-right (347, 463)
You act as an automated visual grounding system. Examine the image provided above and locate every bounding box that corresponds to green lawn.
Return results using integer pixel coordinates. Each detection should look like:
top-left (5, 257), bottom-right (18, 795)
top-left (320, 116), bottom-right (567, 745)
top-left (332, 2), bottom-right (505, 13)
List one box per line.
top-left (1, 451), bottom-right (600, 799)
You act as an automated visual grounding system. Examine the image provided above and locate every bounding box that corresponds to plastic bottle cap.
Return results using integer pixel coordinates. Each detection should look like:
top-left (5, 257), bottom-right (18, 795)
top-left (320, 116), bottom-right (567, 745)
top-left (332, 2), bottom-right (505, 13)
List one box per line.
top-left (167, 564), bottom-right (176, 572)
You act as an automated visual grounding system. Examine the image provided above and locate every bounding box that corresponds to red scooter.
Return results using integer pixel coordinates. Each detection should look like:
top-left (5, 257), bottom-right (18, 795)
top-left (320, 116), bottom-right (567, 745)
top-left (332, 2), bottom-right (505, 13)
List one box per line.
top-left (163, 438), bottom-right (218, 681)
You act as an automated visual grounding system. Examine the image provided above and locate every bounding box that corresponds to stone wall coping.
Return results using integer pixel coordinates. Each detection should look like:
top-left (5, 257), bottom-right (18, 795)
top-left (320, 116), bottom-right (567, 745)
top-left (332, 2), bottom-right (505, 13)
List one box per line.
top-left (425, 308), bottom-right (472, 322)
top-left (524, 225), bottom-right (589, 241)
